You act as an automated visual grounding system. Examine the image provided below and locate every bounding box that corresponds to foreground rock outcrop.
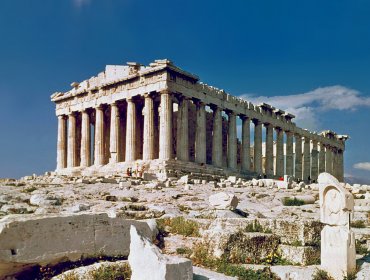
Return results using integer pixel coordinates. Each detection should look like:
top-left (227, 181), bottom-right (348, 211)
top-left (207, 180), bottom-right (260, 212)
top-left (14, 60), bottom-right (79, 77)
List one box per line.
top-left (0, 213), bottom-right (156, 278)
top-left (129, 225), bottom-right (193, 280)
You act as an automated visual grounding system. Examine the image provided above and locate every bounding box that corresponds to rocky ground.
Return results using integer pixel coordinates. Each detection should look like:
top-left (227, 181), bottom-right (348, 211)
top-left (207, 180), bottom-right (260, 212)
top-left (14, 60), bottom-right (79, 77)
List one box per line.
top-left (0, 173), bottom-right (369, 279)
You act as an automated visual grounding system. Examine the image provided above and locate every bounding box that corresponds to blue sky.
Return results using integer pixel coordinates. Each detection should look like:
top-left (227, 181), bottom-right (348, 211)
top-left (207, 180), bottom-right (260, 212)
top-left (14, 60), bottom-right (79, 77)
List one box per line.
top-left (0, 0), bottom-right (369, 182)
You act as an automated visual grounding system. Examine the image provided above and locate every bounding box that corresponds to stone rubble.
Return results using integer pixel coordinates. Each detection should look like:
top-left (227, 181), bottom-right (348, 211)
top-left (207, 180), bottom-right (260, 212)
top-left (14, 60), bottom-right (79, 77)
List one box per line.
top-left (0, 172), bottom-right (368, 279)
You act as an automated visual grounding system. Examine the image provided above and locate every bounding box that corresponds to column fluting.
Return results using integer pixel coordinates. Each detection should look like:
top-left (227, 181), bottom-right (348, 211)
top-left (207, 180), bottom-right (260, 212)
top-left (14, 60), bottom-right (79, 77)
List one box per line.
top-left (159, 91), bottom-right (173, 160)
top-left (57, 115), bottom-right (67, 170)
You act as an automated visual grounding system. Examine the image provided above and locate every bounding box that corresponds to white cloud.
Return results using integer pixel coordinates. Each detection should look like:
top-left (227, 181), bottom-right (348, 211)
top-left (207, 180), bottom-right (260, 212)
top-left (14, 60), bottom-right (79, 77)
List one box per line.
top-left (240, 85), bottom-right (370, 130)
top-left (73, 0), bottom-right (91, 8)
top-left (353, 162), bottom-right (370, 171)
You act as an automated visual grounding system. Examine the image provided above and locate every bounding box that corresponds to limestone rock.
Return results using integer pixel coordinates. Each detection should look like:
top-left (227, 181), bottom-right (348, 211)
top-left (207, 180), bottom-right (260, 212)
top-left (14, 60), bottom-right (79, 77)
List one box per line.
top-left (0, 213), bottom-right (156, 278)
top-left (227, 176), bottom-right (237, 183)
top-left (208, 192), bottom-right (238, 210)
top-left (178, 175), bottom-right (189, 184)
top-left (128, 225), bottom-right (192, 280)
top-left (294, 195), bottom-right (316, 205)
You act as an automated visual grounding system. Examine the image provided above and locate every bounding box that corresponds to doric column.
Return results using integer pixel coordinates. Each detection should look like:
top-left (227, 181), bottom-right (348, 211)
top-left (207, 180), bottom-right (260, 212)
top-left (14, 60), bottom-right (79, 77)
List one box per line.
top-left (125, 98), bottom-right (136, 162)
top-left (285, 131), bottom-right (294, 176)
top-left (265, 123), bottom-right (274, 176)
top-left (80, 110), bottom-right (91, 167)
top-left (276, 128), bottom-right (284, 177)
top-left (319, 142), bottom-right (326, 174)
top-left (325, 145), bottom-right (333, 175)
top-left (311, 140), bottom-right (319, 182)
top-left (176, 97), bottom-right (189, 161)
top-left (253, 119), bottom-right (263, 174)
top-left (109, 102), bottom-right (120, 163)
top-left (227, 111), bottom-right (237, 169)
top-left (143, 94), bottom-right (155, 160)
top-left (332, 148), bottom-right (339, 179)
top-left (67, 113), bottom-right (78, 168)
top-left (212, 106), bottom-right (223, 167)
top-left (294, 134), bottom-right (302, 180)
top-left (94, 106), bottom-right (105, 165)
top-left (302, 137), bottom-right (311, 182)
top-left (337, 149), bottom-right (344, 182)
top-left (195, 101), bottom-right (207, 164)
top-left (57, 115), bottom-right (67, 170)
top-left (241, 116), bottom-right (251, 172)
top-left (159, 90), bottom-right (173, 160)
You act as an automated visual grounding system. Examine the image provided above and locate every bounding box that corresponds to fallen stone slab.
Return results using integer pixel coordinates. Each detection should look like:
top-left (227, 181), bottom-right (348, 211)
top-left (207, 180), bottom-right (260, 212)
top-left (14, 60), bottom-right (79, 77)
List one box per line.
top-left (270, 265), bottom-right (319, 280)
top-left (279, 244), bottom-right (320, 265)
top-left (128, 225), bottom-right (192, 280)
top-left (208, 192), bottom-right (238, 210)
top-left (0, 213), bottom-right (156, 278)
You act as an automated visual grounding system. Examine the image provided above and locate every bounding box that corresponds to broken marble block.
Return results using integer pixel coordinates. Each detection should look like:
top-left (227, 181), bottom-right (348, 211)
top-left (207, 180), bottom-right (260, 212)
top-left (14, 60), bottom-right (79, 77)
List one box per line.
top-left (319, 172), bottom-right (356, 280)
top-left (128, 225), bottom-right (193, 280)
top-left (208, 192), bottom-right (239, 210)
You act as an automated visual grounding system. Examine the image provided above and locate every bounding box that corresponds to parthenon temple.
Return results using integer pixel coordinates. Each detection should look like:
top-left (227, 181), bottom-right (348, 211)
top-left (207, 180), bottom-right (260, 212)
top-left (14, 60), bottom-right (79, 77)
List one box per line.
top-left (51, 59), bottom-right (348, 182)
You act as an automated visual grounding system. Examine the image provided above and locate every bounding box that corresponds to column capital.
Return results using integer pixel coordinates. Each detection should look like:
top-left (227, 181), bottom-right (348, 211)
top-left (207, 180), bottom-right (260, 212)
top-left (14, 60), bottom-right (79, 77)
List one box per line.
top-left (95, 104), bottom-right (104, 110)
top-left (144, 92), bottom-right (155, 99)
top-left (225, 110), bottom-right (236, 117)
top-left (264, 122), bottom-right (273, 128)
top-left (210, 104), bottom-right (222, 112)
top-left (239, 114), bottom-right (250, 121)
top-left (252, 118), bottom-right (261, 125)
top-left (110, 101), bottom-right (119, 107)
top-left (275, 126), bottom-right (283, 132)
top-left (159, 89), bottom-right (171, 95)
top-left (193, 98), bottom-right (206, 107)
top-left (68, 111), bottom-right (77, 117)
top-left (57, 114), bottom-right (67, 120)
top-left (79, 108), bottom-right (90, 113)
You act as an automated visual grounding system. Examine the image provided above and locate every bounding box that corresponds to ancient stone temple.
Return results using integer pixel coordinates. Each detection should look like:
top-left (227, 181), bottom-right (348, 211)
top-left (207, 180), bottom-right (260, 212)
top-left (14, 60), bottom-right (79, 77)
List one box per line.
top-left (51, 59), bottom-right (348, 181)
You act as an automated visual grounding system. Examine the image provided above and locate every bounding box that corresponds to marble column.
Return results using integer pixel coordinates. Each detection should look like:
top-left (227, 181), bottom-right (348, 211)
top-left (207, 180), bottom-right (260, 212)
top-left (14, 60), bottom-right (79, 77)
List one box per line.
top-left (337, 149), bottom-right (344, 182)
top-left (285, 131), bottom-right (294, 176)
top-left (195, 101), bottom-right (207, 164)
top-left (241, 116), bottom-right (251, 172)
top-left (159, 90), bottom-right (173, 160)
top-left (67, 113), bottom-right (77, 168)
top-left (94, 106), bottom-right (105, 165)
top-left (295, 134), bottom-right (302, 180)
top-left (253, 119), bottom-right (263, 174)
top-left (311, 140), bottom-right (319, 182)
top-left (57, 115), bottom-right (67, 170)
top-left (303, 137), bottom-right (311, 182)
top-left (176, 97), bottom-right (189, 161)
top-left (143, 94), bottom-right (155, 160)
top-left (109, 102), bottom-right (120, 163)
top-left (276, 127), bottom-right (284, 177)
top-left (265, 123), bottom-right (274, 176)
top-left (319, 142), bottom-right (326, 174)
top-left (125, 98), bottom-right (136, 162)
top-left (80, 110), bottom-right (91, 167)
top-left (332, 148), bottom-right (339, 179)
top-left (212, 106), bottom-right (223, 167)
top-left (227, 111), bottom-right (237, 169)
top-left (325, 146), bottom-right (333, 175)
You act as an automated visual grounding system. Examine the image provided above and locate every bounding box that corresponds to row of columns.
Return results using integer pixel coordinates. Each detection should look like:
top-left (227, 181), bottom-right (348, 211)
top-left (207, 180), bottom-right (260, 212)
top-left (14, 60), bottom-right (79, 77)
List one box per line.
top-left (56, 91), bottom-right (344, 182)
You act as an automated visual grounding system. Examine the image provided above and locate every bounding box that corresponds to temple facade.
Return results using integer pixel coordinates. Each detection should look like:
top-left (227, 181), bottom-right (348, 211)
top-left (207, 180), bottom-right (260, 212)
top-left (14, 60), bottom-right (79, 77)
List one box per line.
top-left (51, 59), bottom-right (348, 182)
